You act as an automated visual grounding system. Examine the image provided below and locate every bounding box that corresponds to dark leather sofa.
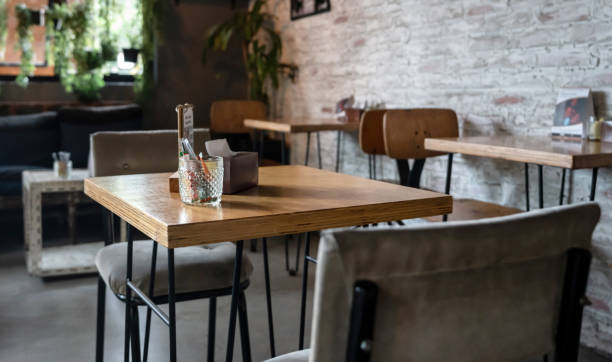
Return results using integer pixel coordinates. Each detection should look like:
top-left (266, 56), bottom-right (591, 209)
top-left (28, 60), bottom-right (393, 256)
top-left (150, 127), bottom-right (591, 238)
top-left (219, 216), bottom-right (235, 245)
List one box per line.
top-left (0, 104), bottom-right (142, 204)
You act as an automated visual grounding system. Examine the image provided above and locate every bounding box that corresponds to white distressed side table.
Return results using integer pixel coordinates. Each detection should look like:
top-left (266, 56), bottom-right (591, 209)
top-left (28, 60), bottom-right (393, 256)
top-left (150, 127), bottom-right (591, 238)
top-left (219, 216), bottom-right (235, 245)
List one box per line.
top-left (22, 169), bottom-right (103, 277)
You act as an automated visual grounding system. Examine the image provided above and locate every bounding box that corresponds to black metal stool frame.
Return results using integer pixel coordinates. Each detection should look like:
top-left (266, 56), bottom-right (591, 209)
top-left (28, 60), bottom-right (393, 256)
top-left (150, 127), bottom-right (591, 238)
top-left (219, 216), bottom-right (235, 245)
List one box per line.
top-left (95, 211), bottom-right (253, 362)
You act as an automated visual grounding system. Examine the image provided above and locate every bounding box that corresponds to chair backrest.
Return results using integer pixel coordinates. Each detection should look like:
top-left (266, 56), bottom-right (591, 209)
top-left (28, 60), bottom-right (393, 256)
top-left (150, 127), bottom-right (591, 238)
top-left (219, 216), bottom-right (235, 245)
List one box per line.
top-left (383, 108), bottom-right (459, 159)
top-left (310, 203), bottom-right (600, 362)
top-left (210, 100), bottom-right (267, 134)
top-left (89, 129), bottom-right (210, 177)
top-left (359, 109), bottom-right (387, 155)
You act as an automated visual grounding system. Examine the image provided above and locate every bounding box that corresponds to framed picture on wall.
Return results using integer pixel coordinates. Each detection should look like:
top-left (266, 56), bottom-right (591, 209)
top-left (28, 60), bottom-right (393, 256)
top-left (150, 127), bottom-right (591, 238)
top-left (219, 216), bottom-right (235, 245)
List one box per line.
top-left (291, 0), bottom-right (331, 21)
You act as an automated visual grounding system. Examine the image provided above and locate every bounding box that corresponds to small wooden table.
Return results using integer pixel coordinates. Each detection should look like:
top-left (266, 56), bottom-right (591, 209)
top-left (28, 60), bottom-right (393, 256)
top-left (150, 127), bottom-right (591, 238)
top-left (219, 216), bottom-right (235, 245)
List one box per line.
top-left (22, 169), bottom-right (102, 277)
top-left (425, 136), bottom-right (612, 209)
top-left (85, 165), bottom-right (451, 362)
top-left (244, 118), bottom-right (359, 171)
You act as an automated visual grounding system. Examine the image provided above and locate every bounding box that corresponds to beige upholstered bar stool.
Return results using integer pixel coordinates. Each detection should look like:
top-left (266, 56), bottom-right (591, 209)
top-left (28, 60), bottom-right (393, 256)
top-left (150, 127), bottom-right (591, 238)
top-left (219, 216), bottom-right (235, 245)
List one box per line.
top-left (267, 202), bottom-right (599, 362)
top-left (359, 109), bottom-right (387, 180)
top-left (383, 108), bottom-right (522, 221)
top-left (90, 129), bottom-right (254, 362)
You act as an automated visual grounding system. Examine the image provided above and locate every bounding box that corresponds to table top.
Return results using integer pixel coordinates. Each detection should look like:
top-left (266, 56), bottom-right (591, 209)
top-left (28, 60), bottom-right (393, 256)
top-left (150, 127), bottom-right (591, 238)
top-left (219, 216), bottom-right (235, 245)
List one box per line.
top-left (84, 166), bottom-right (452, 248)
top-left (22, 169), bottom-right (89, 188)
top-left (424, 136), bottom-right (612, 169)
top-left (244, 118), bottom-right (360, 133)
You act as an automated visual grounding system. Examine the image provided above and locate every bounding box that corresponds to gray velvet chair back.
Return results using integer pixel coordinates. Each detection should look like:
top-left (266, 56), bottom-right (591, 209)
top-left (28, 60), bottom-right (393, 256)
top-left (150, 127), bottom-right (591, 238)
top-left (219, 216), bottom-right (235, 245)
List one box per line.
top-left (89, 129), bottom-right (210, 177)
top-left (310, 203), bottom-right (600, 362)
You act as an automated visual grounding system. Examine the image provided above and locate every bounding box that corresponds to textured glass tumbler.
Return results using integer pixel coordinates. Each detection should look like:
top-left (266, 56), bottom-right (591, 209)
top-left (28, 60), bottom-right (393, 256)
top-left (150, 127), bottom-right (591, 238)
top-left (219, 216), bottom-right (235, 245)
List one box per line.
top-left (178, 157), bottom-right (224, 206)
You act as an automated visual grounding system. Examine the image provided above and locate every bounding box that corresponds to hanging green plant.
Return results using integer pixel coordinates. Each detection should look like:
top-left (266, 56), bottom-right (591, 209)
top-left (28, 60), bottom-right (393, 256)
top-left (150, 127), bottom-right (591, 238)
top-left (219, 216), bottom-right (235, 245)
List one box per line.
top-left (0, 0), bottom-right (8, 60)
top-left (202, 0), bottom-right (297, 103)
top-left (15, 4), bottom-right (34, 87)
top-left (134, 0), bottom-right (168, 102)
top-left (101, 37), bottom-right (118, 62)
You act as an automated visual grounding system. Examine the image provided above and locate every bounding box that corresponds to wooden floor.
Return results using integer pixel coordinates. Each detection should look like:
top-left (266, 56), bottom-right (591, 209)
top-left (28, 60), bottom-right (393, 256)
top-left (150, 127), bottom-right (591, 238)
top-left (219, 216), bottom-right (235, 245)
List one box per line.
top-left (425, 198), bottom-right (523, 222)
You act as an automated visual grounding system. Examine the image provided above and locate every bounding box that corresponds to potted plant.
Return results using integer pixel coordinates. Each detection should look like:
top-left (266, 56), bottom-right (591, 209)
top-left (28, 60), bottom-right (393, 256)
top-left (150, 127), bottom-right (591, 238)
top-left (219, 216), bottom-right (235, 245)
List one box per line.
top-left (122, 3), bottom-right (142, 63)
top-left (122, 47), bottom-right (139, 63)
top-left (202, 0), bottom-right (297, 103)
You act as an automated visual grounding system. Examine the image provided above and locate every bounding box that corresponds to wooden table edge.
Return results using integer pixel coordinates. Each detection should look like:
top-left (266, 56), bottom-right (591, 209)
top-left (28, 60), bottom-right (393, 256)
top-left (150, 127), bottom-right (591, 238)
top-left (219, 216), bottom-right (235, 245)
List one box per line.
top-left (424, 138), bottom-right (576, 169)
top-left (244, 118), bottom-right (360, 133)
top-left (164, 194), bottom-right (452, 248)
top-left (84, 178), bottom-right (170, 246)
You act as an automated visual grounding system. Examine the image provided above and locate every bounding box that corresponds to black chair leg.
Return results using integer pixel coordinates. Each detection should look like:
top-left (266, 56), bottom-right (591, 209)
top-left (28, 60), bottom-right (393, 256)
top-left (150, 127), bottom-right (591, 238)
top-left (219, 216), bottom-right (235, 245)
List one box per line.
top-left (250, 239), bottom-right (258, 252)
top-left (97, 210), bottom-right (113, 362)
top-left (396, 159), bottom-right (410, 186)
top-left (207, 297), bottom-right (217, 362)
top-left (95, 277), bottom-right (106, 362)
top-left (408, 159), bottom-right (426, 188)
top-left (238, 292), bottom-right (252, 362)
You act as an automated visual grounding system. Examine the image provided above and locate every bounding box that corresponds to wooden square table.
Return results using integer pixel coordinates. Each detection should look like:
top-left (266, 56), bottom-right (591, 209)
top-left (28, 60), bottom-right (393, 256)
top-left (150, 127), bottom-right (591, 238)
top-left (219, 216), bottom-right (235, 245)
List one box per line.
top-left (425, 135), bottom-right (612, 210)
top-left (85, 165), bottom-right (451, 362)
top-left (244, 118), bottom-right (359, 171)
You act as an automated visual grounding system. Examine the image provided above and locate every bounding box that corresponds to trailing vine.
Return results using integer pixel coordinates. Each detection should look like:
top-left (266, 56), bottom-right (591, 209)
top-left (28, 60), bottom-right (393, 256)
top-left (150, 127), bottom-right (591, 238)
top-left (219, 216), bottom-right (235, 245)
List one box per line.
top-left (135, 0), bottom-right (168, 102)
top-left (14, 0), bottom-right (160, 102)
top-left (15, 4), bottom-right (34, 87)
top-left (0, 0), bottom-right (7, 60)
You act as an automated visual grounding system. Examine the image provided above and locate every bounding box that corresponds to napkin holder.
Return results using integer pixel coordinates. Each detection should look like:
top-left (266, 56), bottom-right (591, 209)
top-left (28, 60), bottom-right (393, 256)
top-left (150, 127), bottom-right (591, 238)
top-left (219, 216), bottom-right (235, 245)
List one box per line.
top-left (168, 139), bottom-right (258, 194)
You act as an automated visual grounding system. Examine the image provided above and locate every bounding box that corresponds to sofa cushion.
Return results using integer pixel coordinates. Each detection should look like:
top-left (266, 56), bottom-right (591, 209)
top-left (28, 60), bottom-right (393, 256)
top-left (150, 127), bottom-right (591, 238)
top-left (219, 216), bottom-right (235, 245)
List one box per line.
top-left (0, 165), bottom-right (46, 196)
top-left (58, 104), bottom-right (142, 168)
top-left (0, 112), bottom-right (59, 167)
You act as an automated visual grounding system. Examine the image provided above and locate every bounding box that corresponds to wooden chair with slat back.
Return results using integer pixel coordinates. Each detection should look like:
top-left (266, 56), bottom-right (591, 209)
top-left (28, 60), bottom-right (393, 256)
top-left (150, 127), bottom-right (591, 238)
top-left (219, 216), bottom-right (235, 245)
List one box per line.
top-left (383, 108), bottom-right (522, 221)
top-left (359, 109), bottom-right (387, 179)
top-left (210, 100), bottom-right (267, 151)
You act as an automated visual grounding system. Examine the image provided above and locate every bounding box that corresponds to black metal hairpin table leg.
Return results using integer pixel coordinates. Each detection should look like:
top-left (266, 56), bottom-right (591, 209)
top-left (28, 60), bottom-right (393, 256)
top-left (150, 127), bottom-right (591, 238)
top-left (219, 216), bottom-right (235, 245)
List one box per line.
top-left (259, 131), bottom-right (265, 165)
top-left (285, 234), bottom-right (301, 276)
top-left (280, 133), bottom-right (286, 165)
top-left (524, 163), bottom-right (530, 211)
top-left (304, 132), bottom-right (311, 166)
top-left (559, 168), bottom-right (566, 206)
top-left (262, 238), bottom-right (276, 357)
top-left (442, 153), bottom-right (453, 222)
top-left (316, 132), bottom-right (322, 169)
top-left (143, 241), bottom-right (158, 362)
top-left (226, 240), bottom-right (246, 362)
top-left (335, 131), bottom-right (342, 173)
top-left (124, 224), bottom-right (134, 362)
top-left (298, 232), bottom-right (311, 350)
top-left (538, 165), bottom-right (544, 209)
top-left (168, 248), bottom-right (177, 362)
top-left (590, 168), bottom-right (598, 201)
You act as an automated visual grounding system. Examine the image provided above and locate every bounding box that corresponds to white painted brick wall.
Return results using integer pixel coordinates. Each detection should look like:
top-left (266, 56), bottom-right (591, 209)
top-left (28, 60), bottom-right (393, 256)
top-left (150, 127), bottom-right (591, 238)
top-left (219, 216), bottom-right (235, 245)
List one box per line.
top-left (266, 0), bottom-right (612, 354)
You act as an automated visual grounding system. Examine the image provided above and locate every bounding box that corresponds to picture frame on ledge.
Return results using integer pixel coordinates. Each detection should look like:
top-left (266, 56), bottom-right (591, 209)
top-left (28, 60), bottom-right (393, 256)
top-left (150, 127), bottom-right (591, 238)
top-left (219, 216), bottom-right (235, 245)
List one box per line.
top-left (291, 0), bottom-right (331, 21)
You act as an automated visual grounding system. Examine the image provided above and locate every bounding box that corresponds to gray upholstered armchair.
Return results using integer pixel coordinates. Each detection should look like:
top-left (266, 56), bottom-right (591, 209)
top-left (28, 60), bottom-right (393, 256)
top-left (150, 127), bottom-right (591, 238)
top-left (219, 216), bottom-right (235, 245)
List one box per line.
top-left (268, 202), bottom-right (600, 362)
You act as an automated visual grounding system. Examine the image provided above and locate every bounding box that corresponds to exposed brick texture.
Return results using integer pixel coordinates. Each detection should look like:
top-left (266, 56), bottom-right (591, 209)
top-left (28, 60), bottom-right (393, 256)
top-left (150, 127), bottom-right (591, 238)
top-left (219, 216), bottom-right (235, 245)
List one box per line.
top-left (266, 0), bottom-right (612, 354)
